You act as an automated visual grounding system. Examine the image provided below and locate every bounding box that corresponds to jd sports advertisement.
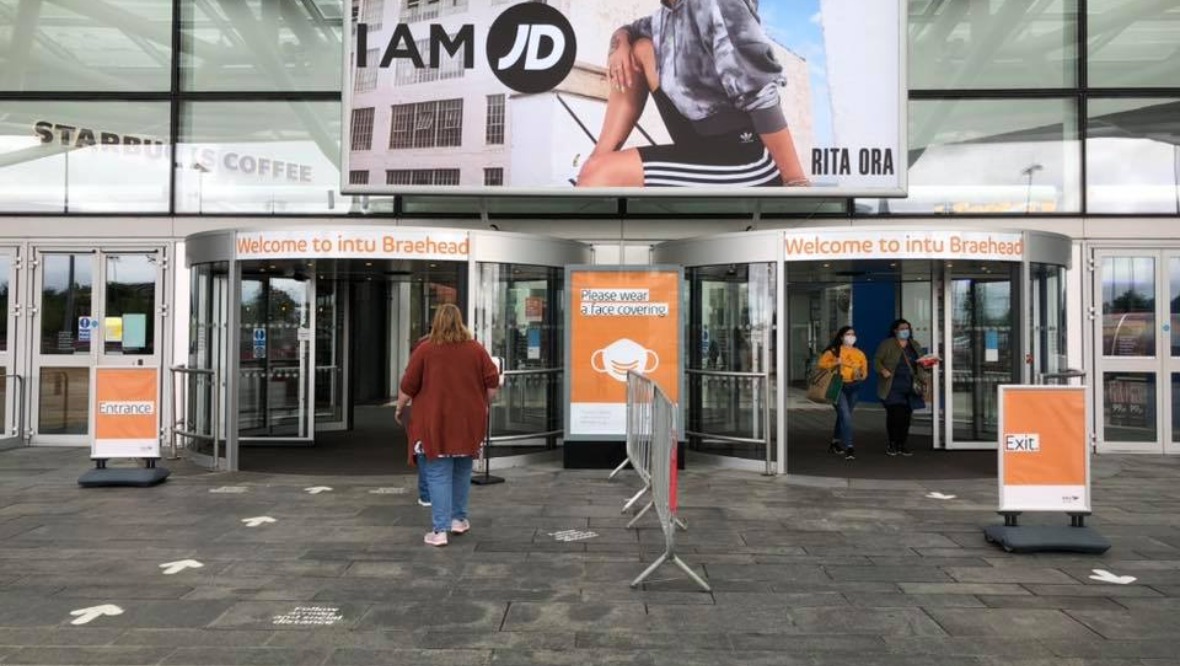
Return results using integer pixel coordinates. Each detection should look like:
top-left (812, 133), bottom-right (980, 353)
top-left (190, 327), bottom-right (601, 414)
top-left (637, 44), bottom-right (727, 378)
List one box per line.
top-left (342, 0), bottom-right (905, 196)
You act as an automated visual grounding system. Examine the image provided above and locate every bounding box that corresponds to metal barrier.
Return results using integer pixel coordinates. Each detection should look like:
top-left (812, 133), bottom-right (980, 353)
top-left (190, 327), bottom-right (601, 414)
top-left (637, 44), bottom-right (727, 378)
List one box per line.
top-left (489, 367), bottom-right (563, 444)
top-left (685, 369), bottom-right (774, 475)
top-left (1038, 369), bottom-right (1087, 386)
top-left (624, 371), bottom-right (710, 592)
top-left (168, 365), bottom-right (220, 465)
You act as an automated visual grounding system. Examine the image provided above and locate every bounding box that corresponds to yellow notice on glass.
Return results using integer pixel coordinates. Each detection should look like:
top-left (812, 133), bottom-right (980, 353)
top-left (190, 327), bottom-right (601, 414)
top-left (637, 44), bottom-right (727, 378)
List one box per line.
top-left (104, 317), bottom-right (124, 343)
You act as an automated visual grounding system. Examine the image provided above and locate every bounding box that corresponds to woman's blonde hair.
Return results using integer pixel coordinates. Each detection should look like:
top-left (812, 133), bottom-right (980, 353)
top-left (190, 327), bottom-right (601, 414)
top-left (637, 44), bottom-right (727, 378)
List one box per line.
top-left (428, 303), bottom-right (471, 345)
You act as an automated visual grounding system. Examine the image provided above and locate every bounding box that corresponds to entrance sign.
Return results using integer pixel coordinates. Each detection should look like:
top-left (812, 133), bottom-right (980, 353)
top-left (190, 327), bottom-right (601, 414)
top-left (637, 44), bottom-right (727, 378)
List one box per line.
top-left (998, 385), bottom-right (1089, 513)
top-left (93, 367), bottom-right (160, 459)
top-left (342, 0), bottom-right (906, 197)
top-left (784, 230), bottom-right (1025, 262)
top-left (234, 229), bottom-right (469, 261)
top-left (565, 267), bottom-right (682, 439)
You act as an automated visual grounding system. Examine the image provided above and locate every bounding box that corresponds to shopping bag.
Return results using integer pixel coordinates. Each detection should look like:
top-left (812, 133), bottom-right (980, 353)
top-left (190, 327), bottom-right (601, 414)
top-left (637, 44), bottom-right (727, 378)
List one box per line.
top-left (807, 368), bottom-right (842, 405)
top-left (825, 372), bottom-right (845, 404)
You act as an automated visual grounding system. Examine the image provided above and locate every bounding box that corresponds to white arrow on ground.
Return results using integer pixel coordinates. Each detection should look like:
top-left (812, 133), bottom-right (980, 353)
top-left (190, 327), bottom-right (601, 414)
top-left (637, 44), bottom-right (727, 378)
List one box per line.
top-left (926, 492), bottom-right (957, 500)
top-left (159, 559), bottom-right (204, 575)
top-left (241, 516), bottom-right (276, 527)
top-left (1090, 569), bottom-right (1137, 585)
top-left (304, 486), bottom-right (333, 495)
top-left (209, 486), bottom-right (247, 494)
top-left (69, 604), bottom-right (123, 626)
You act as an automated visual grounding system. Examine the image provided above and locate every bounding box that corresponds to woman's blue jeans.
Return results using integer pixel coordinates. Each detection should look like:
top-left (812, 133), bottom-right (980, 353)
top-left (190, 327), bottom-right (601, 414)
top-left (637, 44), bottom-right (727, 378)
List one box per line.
top-left (416, 452), bottom-right (429, 503)
top-left (832, 385), bottom-right (860, 450)
top-left (423, 456), bottom-right (473, 533)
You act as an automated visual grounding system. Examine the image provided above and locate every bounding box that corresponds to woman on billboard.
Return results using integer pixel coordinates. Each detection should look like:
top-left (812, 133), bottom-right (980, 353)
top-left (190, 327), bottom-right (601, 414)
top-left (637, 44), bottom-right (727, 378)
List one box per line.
top-left (577, 0), bottom-right (810, 189)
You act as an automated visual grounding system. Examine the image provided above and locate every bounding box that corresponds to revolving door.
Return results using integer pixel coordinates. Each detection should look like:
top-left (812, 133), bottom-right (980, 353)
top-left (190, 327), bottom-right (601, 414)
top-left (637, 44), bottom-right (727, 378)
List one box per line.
top-left (180, 227), bottom-right (589, 472)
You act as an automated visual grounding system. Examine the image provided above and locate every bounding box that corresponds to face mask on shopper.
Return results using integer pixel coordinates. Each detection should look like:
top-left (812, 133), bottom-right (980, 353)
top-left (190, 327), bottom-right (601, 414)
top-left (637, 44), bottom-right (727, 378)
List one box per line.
top-left (843, 335), bottom-right (857, 346)
top-left (897, 329), bottom-right (911, 340)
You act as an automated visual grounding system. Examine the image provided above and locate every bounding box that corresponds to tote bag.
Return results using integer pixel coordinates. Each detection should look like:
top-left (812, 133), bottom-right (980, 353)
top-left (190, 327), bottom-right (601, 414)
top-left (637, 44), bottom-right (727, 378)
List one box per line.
top-left (806, 367), bottom-right (843, 405)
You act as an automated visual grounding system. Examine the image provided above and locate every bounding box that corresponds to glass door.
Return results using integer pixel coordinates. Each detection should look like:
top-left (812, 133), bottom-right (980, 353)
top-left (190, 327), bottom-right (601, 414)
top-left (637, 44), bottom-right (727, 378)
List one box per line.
top-left (32, 251), bottom-right (97, 444)
top-left (99, 253), bottom-right (163, 369)
top-left (944, 262), bottom-right (1022, 449)
top-left (1093, 251), bottom-right (1165, 452)
top-left (186, 262), bottom-right (229, 469)
top-left (1168, 254), bottom-right (1180, 454)
top-left (238, 265), bottom-right (315, 443)
top-left (687, 263), bottom-right (776, 468)
top-left (31, 249), bottom-right (164, 445)
top-left (0, 248), bottom-right (20, 447)
top-left (476, 263), bottom-right (563, 447)
top-left (314, 274), bottom-right (347, 432)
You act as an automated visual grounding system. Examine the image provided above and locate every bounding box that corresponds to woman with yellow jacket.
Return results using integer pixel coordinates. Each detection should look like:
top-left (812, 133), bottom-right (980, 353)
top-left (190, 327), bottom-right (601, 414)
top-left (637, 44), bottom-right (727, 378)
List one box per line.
top-left (817, 326), bottom-right (869, 460)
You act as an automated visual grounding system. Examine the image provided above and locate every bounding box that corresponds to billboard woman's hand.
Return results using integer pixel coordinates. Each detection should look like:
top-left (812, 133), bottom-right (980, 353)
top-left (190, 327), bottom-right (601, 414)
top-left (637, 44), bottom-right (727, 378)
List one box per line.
top-left (608, 30), bottom-right (640, 92)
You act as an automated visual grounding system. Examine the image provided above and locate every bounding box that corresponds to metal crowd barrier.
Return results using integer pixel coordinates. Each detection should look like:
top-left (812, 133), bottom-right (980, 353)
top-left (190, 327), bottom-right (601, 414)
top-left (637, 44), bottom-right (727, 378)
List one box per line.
top-left (685, 369), bottom-right (774, 476)
top-left (1038, 369), bottom-right (1087, 386)
top-left (489, 367), bottom-right (563, 445)
top-left (623, 371), bottom-right (710, 592)
top-left (168, 365), bottom-right (220, 464)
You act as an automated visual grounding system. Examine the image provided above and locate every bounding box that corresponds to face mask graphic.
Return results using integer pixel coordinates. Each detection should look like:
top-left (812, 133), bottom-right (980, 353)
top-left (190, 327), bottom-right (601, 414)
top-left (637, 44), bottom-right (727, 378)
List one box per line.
top-left (897, 329), bottom-right (911, 340)
top-left (591, 338), bottom-right (660, 382)
top-left (844, 335), bottom-right (857, 346)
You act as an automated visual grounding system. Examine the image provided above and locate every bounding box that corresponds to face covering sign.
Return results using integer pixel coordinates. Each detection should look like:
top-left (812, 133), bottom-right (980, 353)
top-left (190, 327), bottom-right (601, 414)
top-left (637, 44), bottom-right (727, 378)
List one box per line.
top-left (341, 0), bottom-right (905, 197)
top-left (565, 267), bottom-right (682, 439)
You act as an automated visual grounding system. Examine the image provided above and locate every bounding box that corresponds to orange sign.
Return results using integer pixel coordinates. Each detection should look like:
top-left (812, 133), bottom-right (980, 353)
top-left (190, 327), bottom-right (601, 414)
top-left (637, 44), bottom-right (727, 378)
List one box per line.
top-left (235, 229), bottom-right (469, 260)
top-left (998, 386), bottom-right (1089, 512)
top-left (567, 268), bottom-right (681, 438)
top-left (93, 367), bottom-right (160, 458)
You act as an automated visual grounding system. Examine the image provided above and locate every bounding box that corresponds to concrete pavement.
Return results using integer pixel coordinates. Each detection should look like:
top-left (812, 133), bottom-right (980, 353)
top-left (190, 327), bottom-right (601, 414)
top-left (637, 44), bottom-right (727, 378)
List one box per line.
top-left (0, 447), bottom-right (1178, 665)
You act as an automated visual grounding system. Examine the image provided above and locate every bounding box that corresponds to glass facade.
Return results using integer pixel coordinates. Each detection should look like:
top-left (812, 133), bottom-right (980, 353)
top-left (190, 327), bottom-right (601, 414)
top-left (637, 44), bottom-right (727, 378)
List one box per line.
top-left (0, 1), bottom-right (1176, 217)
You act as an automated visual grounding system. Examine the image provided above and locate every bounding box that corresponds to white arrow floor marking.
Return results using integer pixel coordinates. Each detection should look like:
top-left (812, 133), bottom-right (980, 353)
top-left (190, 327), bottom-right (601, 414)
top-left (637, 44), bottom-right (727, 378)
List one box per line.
top-left (369, 487), bottom-right (408, 495)
top-left (549, 530), bottom-right (598, 542)
top-left (304, 486), bottom-right (333, 495)
top-left (241, 516), bottom-right (276, 527)
top-left (159, 559), bottom-right (204, 575)
top-left (1090, 569), bottom-right (1137, 585)
top-left (209, 486), bottom-right (247, 494)
top-left (69, 604), bottom-right (123, 625)
top-left (926, 492), bottom-right (957, 500)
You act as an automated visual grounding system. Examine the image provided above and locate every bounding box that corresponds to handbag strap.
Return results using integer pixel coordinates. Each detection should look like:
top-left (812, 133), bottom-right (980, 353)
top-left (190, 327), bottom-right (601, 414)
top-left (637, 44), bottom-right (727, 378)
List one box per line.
top-left (900, 343), bottom-right (917, 374)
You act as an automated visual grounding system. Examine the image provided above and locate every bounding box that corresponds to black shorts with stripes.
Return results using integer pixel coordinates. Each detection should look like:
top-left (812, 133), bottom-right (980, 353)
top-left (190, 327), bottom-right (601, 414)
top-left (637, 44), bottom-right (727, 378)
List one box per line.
top-left (637, 90), bottom-right (783, 188)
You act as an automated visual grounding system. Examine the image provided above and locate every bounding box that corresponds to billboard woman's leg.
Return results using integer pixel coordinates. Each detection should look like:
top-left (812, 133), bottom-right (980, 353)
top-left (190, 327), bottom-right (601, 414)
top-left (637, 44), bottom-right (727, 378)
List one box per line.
top-left (576, 38), bottom-right (658, 188)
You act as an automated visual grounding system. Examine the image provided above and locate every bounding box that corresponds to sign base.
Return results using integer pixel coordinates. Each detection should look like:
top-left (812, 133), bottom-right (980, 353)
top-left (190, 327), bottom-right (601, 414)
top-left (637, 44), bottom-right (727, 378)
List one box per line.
top-left (983, 524), bottom-right (1110, 554)
top-left (471, 475), bottom-right (505, 486)
top-left (78, 466), bottom-right (171, 488)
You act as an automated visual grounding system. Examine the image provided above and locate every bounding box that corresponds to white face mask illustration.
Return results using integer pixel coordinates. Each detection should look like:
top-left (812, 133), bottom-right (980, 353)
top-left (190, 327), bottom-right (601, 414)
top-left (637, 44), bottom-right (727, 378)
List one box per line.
top-left (591, 338), bottom-right (660, 383)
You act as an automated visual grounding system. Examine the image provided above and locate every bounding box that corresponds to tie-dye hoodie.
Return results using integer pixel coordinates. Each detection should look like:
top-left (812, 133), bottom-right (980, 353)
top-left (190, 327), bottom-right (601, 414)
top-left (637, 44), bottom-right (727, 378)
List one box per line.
top-left (624, 0), bottom-right (788, 137)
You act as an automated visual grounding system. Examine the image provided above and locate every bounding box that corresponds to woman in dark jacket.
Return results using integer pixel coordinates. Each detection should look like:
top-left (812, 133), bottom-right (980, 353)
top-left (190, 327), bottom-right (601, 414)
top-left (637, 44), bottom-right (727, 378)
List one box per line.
top-left (873, 318), bottom-right (928, 457)
top-left (396, 304), bottom-right (500, 547)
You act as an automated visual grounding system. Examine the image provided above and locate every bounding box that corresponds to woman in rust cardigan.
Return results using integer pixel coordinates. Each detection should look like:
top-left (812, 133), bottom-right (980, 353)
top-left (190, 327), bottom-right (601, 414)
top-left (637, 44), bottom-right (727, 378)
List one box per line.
top-left (396, 304), bottom-right (500, 547)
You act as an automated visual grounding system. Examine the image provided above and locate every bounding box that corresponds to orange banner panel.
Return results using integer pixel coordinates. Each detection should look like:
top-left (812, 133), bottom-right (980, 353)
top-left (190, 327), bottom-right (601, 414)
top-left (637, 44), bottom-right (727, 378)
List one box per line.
top-left (95, 367), bottom-right (159, 442)
top-left (569, 270), bottom-right (680, 406)
top-left (1001, 388), bottom-right (1086, 487)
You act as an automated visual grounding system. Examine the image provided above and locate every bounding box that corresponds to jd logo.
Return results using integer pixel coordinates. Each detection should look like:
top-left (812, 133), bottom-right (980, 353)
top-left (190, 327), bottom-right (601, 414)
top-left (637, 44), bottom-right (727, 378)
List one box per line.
top-left (1004, 433), bottom-right (1040, 452)
top-left (486, 2), bottom-right (576, 94)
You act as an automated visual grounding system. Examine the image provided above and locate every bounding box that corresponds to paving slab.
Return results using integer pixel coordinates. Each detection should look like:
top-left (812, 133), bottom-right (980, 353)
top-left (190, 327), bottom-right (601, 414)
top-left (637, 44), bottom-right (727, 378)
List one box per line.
top-left (923, 608), bottom-right (1100, 639)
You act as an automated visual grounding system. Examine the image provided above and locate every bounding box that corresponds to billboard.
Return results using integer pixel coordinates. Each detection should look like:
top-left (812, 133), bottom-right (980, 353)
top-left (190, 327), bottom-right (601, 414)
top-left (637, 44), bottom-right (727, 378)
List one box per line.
top-left (565, 266), bottom-right (682, 440)
top-left (342, 0), bottom-right (906, 197)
